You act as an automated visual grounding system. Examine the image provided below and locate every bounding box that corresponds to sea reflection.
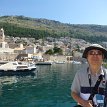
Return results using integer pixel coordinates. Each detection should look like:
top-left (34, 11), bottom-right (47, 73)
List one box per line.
top-left (0, 70), bottom-right (38, 96)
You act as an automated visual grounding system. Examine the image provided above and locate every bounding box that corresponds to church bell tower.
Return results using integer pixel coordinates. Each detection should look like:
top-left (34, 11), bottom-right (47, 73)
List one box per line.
top-left (0, 28), bottom-right (5, 42)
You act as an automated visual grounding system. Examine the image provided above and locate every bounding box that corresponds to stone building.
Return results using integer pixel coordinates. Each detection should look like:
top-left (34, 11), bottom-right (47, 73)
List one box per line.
top-left (0, 28), bottom-right (18, 61)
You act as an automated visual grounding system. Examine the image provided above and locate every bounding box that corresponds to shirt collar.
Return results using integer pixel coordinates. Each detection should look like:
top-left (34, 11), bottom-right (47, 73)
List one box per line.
top-left (87, 66), bottom-right (104, 76)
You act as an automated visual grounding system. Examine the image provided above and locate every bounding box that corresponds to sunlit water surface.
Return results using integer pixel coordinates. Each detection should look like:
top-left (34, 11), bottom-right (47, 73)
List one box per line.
top-left (0, 63), bottom-right (86, 107)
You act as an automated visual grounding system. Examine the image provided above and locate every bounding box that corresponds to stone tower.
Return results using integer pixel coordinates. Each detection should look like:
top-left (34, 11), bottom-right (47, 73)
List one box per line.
top-left (0, 28), bottom-right (5, 42)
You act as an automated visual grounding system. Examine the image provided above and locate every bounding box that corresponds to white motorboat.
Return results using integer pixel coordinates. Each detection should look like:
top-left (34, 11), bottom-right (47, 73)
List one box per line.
top-left (71, 61), bottom-right (81, 64)
top-left (0, 61), bottom-right (37, 76)
top-left (55, 61), bottom-right (66, 64)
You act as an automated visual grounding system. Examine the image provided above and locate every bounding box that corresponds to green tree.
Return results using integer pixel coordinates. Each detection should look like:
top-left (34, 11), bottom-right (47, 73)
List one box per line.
top-left (53, 47), bottom-right (63, 55)
top-left (45, 49), bottom-right (53, 55)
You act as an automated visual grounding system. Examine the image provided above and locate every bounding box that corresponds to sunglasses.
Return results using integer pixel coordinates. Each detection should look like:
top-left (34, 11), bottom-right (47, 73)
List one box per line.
top-left (88, 50), bottom-right (102, 56)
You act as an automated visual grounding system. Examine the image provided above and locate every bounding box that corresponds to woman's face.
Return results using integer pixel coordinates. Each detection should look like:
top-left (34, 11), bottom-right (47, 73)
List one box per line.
top-left (87, 49), bottom-right (103, 66)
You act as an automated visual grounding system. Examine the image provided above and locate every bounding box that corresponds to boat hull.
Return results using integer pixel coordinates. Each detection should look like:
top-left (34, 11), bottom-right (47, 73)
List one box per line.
top-left (0, 68), bottom-right (36, 76)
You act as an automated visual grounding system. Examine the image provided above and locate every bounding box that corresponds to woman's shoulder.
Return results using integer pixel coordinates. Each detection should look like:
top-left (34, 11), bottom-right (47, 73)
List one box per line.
top-left (102, 67), bottom-right (107, 79)
top-left (103, 67), bottom-right (107, 73)
top-left (77, 65), bottom-right (88, 75)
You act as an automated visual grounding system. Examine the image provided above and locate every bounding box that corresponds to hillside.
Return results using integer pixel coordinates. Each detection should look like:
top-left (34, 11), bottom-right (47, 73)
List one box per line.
top-left (0, 15), bottom-right (107, 43)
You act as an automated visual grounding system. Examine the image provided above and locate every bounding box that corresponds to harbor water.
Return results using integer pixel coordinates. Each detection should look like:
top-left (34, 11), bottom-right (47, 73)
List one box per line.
top-left (0, 63), bottom-right (86, 107)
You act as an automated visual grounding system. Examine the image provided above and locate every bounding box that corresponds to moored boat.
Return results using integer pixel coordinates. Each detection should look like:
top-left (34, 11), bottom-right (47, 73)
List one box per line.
top-left (70, 60), bottom-right (81, 64)
top-left (55, 61), bottom-right (66, 64)
top-left (0, 61), bottom-right (37, 76)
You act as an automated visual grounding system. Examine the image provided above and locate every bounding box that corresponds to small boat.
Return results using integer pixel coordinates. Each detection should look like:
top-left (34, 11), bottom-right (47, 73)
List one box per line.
top-left (0, 61), bottom-right (37, 76)
top-left (71, 61), bottom-right (81, 64)
top-left (55, 61), bottom-right (66, 64)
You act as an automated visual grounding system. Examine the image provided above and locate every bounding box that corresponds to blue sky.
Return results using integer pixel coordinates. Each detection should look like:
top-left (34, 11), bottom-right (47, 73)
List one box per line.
top-left (0, 0), bottom-right (107, 25)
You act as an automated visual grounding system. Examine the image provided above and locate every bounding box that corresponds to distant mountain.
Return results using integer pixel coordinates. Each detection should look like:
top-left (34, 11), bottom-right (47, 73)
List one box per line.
top-left (0, 15), bottom-right (107, 43)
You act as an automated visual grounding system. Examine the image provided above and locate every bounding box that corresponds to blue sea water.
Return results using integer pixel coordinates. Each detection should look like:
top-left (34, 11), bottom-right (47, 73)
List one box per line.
top-left (0, 63), bottom-right (84, 107)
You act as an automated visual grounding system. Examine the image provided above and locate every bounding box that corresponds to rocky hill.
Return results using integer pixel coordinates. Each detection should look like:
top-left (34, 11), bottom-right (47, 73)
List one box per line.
top-left (0, 15), bottom-right (107, 43)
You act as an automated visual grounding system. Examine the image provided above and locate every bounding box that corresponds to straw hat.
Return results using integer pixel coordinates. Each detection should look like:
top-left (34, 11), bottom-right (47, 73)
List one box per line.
top-left (82, 44), bottom-right (107, 59)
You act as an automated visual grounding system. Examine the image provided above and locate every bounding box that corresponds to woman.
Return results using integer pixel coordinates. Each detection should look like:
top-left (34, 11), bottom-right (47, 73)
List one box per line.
top-left (71, 44), bottom-right (107, 107)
